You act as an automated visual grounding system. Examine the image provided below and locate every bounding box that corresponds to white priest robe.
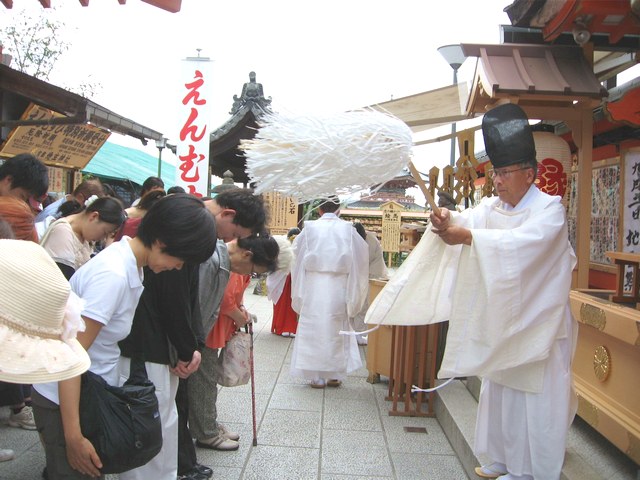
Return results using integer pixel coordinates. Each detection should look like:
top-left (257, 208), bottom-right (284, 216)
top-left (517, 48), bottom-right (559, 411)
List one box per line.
top-left (290, 213), bottom-right (369, 380)
top-left (366, 185), bottom-right (577, 479)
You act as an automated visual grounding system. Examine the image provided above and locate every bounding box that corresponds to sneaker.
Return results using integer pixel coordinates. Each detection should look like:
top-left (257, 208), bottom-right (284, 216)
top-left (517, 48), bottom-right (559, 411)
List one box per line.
top-left (195, 434), bottom-right (239, 451)
top-left (0, 449), bottom-right (14, 462)
top-left (8, 406), bottom-right (36, 430)
top-left (327, 379), bottom-right (342, 387)
top-left (219, 423), bottom-right (239, 441)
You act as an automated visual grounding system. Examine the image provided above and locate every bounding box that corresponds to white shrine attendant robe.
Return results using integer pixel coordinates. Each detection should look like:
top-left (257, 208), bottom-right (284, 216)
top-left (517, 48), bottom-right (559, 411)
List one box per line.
top-left (366, 185), bottom-right (577, 479)
top-left (455, 186), bottom-right (577, 480)
top-left (290, 213), bottom-right (369, 380)
top-left (351, 231), bottom-right (386, 332)
top-left (366, 231), bottom-right (388, 280)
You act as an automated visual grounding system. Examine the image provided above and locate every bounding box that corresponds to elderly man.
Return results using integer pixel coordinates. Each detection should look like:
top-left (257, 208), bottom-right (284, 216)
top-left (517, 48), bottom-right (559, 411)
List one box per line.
top-left (430, 103), bottom-right (576, 480)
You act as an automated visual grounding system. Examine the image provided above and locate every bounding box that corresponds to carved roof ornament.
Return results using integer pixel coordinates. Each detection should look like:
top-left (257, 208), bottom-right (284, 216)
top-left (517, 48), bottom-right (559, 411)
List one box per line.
top-left (229, 71), bottom-right (272, 115)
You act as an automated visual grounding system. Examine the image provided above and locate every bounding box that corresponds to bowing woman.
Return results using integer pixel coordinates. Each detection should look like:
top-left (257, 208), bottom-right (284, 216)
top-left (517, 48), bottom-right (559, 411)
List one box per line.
top-left (40, 195), bottom-right (126, 279)
top-left (32, 194), bottom-right (217, 479)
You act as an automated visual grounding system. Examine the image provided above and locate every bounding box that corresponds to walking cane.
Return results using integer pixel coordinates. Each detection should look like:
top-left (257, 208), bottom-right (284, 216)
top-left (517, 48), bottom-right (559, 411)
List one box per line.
top-left (245, 317), bottom-right (258, 446)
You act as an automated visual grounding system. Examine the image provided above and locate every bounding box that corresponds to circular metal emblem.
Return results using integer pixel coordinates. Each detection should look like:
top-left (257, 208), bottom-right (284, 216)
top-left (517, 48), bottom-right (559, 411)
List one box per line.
top-left (593, 345), bottom-right (611, 382)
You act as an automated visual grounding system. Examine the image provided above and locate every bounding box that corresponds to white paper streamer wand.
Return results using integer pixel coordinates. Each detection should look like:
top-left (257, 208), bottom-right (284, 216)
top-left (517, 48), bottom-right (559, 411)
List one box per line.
top-left (241, 109), bottom-right (414, 203)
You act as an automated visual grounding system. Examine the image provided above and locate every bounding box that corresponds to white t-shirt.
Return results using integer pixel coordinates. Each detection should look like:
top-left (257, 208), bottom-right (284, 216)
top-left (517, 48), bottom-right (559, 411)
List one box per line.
top-left (34, 238), bottom-right (144, 405)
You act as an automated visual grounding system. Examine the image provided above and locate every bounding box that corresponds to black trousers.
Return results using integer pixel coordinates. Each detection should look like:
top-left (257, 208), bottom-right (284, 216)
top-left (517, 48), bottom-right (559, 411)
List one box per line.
top-left (0, 381), bottom-right (30, 407)
top-left (176, 377), bottom-right (197, 475)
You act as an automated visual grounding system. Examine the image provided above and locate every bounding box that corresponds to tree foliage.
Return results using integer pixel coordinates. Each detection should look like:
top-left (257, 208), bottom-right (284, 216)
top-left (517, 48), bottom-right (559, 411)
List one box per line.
top-left (1, 9), bottom-right (70, 82)
top-left (0, 9), bottom-right (101, 98)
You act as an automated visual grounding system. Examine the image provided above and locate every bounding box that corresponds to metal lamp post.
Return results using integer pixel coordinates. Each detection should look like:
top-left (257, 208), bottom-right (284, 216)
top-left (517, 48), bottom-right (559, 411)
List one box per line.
top-left (155, 137), bottom-right (168, 178)
top-left (437, 44), bottom-right (467, 167)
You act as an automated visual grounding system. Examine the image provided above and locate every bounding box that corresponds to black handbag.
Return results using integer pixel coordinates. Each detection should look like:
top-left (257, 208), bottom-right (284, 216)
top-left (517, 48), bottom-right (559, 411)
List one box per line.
top-left (79, 356), bottom-right (163, 474)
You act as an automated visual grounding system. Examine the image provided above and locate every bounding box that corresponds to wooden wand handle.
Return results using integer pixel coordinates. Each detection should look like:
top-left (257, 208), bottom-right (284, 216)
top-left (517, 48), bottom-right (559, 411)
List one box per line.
top-left (408, 161), bottom-right (440, 217)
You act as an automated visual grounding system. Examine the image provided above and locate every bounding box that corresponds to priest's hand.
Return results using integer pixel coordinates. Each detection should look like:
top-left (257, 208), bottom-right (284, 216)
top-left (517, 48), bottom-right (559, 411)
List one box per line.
top-left (430, 207), bottom-right (450, 233)
top-left (433, 225), bottom-right (472, 246)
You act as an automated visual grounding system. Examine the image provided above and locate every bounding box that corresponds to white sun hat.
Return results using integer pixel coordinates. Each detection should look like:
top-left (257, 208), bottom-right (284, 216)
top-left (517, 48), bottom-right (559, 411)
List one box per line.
top-left (0, 239), bottom-right (91, 384)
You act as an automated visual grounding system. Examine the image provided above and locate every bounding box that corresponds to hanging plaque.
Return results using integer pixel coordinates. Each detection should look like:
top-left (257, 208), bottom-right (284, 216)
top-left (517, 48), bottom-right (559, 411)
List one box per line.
top-left (0, 103), bottom-right (110, 169)
top-left (264, 191), bottom-right (298, 235)
top-left (381, 201), bottom-right (403, 253)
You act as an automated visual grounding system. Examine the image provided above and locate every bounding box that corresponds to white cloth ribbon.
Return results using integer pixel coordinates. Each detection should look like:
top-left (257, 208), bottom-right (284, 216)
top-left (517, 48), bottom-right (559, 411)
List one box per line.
top-left (61, 291), bottom-right (86, 342)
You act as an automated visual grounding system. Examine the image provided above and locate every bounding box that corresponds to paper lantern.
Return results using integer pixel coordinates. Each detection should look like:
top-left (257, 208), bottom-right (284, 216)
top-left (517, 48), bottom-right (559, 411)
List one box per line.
top-left (533, 131), bottom-right (572, 207)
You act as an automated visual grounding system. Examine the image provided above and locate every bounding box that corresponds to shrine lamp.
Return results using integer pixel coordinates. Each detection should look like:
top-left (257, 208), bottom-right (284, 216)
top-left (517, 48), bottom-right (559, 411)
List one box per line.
top-left (437, 44), bottom-right (467, 167)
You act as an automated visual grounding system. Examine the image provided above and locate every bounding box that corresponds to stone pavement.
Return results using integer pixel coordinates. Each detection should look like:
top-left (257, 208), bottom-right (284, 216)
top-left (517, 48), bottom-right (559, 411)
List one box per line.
top-left (0, 282), bottom-right (637, 479)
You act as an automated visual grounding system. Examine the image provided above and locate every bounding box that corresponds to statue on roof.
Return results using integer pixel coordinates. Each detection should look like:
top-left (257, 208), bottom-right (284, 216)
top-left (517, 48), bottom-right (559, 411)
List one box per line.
top-left (230, 71), bottom-right (272, 115)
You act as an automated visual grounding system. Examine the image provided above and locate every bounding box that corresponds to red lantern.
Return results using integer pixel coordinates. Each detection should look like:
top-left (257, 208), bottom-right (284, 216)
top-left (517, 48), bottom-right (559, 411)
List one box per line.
top-left (533, 131), bottom-right (572, 207)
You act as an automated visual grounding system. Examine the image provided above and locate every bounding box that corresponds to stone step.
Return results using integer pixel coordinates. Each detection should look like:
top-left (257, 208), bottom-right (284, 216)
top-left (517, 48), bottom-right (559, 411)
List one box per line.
top-left (435, 379), bottom-right (639, 480)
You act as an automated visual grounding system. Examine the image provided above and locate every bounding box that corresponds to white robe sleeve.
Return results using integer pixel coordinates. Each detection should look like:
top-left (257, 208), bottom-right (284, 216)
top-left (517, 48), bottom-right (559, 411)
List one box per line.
top-left (290, 232), bottom-right (306, 314)
top-left (266, 269), bottom-right (288, 304)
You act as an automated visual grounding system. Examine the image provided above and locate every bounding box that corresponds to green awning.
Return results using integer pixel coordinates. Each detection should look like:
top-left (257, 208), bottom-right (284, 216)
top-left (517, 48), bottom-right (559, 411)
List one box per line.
top-left (82, 141), bottom-right (175, 187)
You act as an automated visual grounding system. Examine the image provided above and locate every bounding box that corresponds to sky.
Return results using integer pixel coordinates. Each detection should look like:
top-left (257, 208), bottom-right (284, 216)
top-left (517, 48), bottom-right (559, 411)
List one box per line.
top-left (2, 1), bottom-right (638, 205)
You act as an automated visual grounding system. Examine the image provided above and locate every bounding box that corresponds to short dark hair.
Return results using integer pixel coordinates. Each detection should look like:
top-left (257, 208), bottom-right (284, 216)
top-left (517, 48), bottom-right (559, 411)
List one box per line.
top-left (287, 227), bottom-right (301, 238)
top-left (138, 189), bottom-right (166, 211)
top-left (137, 194), bottom-right (217, 264)
top-left (214, 189), bottom-right (267, 234)
top-left (167, 186), bottom-right (186, 195)
top-left (318, 197), bottom-right (340, 213)
top-left (237, 233), bottom-right (280, 273)
top-left (140, 176), bottom-right (164, 195)
top-left (0, 154), bottom-right (49, 198)
top-left (353, 222), bottom-right (366, 240)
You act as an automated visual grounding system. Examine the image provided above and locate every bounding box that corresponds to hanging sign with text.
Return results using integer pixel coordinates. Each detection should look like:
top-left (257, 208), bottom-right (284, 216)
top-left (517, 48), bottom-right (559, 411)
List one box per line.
top-left (0, 103), bottom-right (109, 169)
top-left (623, 150), bottom-right (640, 291)
top-left (381, 201), bottom-right (403, 253)
top-left (264, 191), bottom-right (298, 235)
top-left (175, 57), bottom-right (213, 197)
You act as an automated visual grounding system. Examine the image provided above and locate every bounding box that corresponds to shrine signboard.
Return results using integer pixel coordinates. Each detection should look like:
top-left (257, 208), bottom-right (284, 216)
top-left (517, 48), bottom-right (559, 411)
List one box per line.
top-left (381, 201), bottom-right (403, 253)
top-left (264, 191), bottom-right (298, 235)
top-left (0, 103), bottom-right (109, 169)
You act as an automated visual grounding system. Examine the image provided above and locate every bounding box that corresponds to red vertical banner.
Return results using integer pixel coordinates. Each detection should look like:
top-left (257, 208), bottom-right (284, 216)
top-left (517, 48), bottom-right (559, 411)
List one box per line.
top-left (176, 56), bottom-right (213, 197)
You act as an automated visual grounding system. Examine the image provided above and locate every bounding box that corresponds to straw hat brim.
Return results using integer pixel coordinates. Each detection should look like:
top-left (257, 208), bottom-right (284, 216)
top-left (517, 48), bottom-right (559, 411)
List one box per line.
top-left (0, 327), bottom-right (91, 384)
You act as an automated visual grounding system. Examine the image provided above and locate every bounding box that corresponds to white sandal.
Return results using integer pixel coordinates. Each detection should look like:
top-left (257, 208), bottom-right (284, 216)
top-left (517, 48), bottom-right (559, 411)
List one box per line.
top-left (474, 462), bottom-right (507, 479)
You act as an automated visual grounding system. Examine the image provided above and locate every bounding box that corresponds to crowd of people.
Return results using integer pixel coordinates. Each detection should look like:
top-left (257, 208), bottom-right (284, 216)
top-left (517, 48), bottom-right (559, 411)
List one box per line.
top-left (0, 102), bottom-right (579, 480)
top-left (0, 157), bottom-right (280, 479)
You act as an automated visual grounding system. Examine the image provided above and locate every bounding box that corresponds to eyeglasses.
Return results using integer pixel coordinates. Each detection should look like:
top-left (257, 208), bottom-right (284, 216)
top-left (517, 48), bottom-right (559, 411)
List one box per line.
top-left (489, 166), bottom-right (530, 180)
top-left (250, 263), bottom-right (267, 279)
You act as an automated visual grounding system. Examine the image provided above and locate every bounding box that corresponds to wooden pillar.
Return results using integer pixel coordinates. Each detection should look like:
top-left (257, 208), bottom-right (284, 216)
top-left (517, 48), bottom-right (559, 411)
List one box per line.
top-left (572, 106), bottom-right (594, 289)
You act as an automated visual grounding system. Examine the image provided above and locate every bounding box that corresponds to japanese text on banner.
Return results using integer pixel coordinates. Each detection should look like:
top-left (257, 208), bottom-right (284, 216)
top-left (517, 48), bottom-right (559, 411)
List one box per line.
top-left (176, 57), bottom-right (213, 197)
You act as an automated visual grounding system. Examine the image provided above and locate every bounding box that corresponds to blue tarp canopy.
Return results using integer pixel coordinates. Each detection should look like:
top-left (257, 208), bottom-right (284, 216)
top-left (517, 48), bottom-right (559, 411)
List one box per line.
top-left (82, 141), bottom-right (176, 187)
